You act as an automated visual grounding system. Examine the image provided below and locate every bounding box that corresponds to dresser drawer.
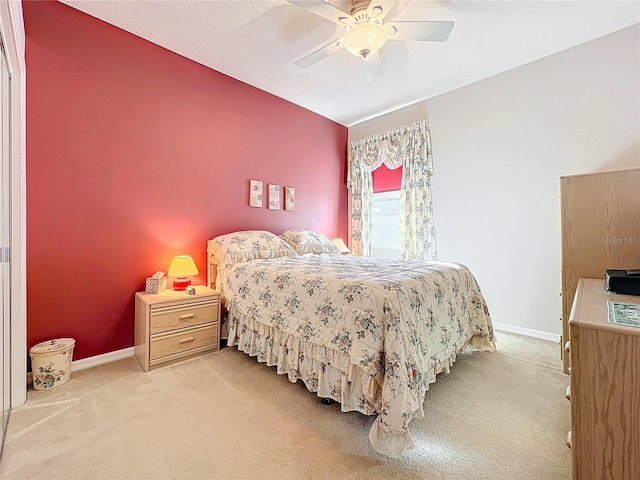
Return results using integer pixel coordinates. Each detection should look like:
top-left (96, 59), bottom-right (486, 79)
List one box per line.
top-left (150, 323), bottom-right (218, 360)
top-left (150, 299), bottom-right (218, 334)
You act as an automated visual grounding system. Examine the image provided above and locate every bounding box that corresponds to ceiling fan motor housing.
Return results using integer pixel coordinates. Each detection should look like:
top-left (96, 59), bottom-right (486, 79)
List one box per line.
top-left (344, 0), bottom-right (387, 58)
top-left (344, 23), bottom-right (387, 58)
top-left (349, 1), bottom-right (384, 24)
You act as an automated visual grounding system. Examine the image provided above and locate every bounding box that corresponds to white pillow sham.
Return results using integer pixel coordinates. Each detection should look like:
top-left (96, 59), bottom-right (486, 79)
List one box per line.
top-left (279, 229), bottom-right (340, 255)
top-left (207, 230), bottom-right (297, 293)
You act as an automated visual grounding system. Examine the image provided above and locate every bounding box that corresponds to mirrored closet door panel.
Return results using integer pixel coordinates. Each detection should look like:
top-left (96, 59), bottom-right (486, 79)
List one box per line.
top-left (0, 37), bottom-right (11, 454)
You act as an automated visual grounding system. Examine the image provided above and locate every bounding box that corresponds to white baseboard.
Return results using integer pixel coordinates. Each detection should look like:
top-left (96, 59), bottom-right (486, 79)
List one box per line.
top-left (492, 322), bottom-right (560, 343)
top-left (27, 347), bottom-right (135, 386)
top-left (70, 347), bottom-right (134, 372)
top-left (26, 326), bottom-right (558, 383)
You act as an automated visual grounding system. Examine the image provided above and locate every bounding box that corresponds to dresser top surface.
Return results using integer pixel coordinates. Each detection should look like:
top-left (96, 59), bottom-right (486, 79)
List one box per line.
top-left (136, 285), bottom-right (219, 305)
top-left (569, 278), bottom-right (640, 336)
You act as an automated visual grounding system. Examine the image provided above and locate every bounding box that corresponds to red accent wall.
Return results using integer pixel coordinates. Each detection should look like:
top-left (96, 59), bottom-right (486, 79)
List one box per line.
top-left (24, 1), bottom-right (348, 360)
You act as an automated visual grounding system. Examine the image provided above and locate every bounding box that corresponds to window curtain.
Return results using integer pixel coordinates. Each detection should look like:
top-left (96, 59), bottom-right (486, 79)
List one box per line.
top-left (347, 120), bottom-right (437, 260)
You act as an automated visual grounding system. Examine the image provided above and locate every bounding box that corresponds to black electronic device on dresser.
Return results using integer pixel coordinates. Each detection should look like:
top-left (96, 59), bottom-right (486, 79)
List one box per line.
top-left (605, 269), bottom-right (640, 296)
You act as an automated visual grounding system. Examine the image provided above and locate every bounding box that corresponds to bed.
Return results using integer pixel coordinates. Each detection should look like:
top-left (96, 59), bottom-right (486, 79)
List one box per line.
top-left (207, 230), bottom-right (495, 458)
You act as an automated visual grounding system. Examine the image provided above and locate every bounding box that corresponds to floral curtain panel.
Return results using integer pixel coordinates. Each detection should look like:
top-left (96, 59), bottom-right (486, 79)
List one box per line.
top-left (347, 120), bottom-right (437, 260)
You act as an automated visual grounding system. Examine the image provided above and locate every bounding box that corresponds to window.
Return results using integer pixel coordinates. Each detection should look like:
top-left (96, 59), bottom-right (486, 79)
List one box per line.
top-left (372, 190), bottom-right (401, 259)
top-left (371, 164), bottom-right (402, 259)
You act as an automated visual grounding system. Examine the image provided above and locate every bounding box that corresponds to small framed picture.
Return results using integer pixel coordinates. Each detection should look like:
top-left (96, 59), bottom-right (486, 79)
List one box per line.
top-left (284, 187), bottom-right (295, 211)
top-left (268, 184), bottom-right (280, 210)
top-left (249, 180), bottom-right (263, 208)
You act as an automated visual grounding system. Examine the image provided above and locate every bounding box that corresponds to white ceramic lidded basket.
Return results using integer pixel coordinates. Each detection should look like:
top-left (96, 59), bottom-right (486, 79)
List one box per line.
top-left (29, 338), bottom-right (76, 390)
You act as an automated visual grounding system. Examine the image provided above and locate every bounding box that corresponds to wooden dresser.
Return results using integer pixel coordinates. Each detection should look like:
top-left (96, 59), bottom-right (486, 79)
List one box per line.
top-left (568, 278), bottom-right (640, 480)
top-left (560, 167), bottom-right (640, 374)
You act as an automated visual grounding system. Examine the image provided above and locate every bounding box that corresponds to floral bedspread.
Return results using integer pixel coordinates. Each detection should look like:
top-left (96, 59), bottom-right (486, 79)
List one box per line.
top-left (225, 254), bottom-right (495, 457)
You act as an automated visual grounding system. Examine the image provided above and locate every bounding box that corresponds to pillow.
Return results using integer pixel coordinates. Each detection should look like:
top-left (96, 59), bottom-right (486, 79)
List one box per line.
top-left (207, 230), bottom-right (298, 293)
top-left (207, 230), bottom-right (297, 265)
top-left (279, 230), bottom-right (340, 255)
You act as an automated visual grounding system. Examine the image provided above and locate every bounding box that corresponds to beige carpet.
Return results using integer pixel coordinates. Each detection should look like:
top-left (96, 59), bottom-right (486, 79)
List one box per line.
top-left (0, 332), bottom-right (571, 480)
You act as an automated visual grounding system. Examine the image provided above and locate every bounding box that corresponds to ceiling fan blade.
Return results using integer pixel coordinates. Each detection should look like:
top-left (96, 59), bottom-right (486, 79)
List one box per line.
top-left (385, 21), bottom-right (455, 42)
top-left (286, 0), bottom-right (352, 25)
top-left (295, 37), bottom-right (344, 68)
top-left (363, 51), bottom-right (383, 83)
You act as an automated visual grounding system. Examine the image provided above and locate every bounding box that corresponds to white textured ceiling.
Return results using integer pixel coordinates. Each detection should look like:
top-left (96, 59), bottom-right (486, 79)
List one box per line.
top-left (60, 0), bottom-right (640, 126)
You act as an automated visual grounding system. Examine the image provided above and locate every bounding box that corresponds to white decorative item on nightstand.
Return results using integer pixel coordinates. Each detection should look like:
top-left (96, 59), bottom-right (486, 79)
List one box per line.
top-left (145, 271), bottom-right (167, 294)
top-left (134, 285), bottom-right (220, 371)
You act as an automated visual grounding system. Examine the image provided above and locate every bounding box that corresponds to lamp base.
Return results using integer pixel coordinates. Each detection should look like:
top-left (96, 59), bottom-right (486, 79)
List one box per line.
top-left (173, 278), bottom-right (191, 291)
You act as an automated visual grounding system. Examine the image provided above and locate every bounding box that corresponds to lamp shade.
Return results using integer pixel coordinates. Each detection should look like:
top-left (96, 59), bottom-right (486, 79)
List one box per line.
top-left (331, 238), bottom-right (350, 254)
top-left (168, 255), bottom-right (199, 278)
top-left (343, 22), bottom-right (387, 58)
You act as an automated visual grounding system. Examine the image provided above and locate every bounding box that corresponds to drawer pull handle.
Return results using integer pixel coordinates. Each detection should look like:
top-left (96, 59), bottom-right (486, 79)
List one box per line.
top-left (179, 313), bottom-right (195, 320)
top-left (179, 336), bottom-right (195, 344)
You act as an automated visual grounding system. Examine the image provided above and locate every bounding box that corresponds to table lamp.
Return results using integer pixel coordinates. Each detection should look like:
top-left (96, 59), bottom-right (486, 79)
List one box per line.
top-left (331, 238), bottom-right (350, 254)
top-left (168, 255), bottom-right (199, 290)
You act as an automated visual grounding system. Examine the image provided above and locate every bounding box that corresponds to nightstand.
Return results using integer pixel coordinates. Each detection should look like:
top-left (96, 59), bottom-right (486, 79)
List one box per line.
top-left (134, 285), bottom-right (221, 371)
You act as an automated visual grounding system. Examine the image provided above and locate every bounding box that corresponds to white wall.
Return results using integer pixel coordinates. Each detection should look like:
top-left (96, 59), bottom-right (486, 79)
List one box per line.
top-left (349, 25), bottom-right (640, 339)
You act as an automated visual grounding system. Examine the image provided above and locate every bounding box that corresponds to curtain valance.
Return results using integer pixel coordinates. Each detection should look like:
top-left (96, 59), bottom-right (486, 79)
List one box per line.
top-left (347, 120), bottom-right (433, 185)
top-left (347, 119), bottom-right (437, 261)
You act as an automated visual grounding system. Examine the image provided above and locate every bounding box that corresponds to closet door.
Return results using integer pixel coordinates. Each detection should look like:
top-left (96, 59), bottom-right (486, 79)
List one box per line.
top-left (0, 38), bottom-right (10, 453)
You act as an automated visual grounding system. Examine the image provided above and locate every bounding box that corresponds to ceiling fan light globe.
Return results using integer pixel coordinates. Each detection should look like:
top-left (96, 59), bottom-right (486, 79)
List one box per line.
top-left (343, 23), bottom-right (387, 58)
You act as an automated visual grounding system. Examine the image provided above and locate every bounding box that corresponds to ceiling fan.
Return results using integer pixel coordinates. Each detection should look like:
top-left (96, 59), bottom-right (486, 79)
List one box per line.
top-left (286, 0), bottom-right (454, 82)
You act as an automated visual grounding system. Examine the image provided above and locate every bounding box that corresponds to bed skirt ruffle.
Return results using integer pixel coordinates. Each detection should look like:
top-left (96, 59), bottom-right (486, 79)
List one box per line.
top-left (226, 305), bottom-right (495, 457)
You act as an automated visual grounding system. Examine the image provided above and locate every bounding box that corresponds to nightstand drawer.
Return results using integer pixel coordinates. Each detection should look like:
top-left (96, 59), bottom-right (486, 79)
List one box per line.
top-left (150, 299), bottom-right (218, 335)
top-left (149, 344), bottom-right (217, 369)
top-left (150, 323), bottom-right (218, 360)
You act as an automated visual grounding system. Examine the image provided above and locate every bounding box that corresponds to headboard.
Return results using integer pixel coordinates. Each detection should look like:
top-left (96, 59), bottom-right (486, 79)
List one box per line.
top-left (207, 261), bottom-right (218, 291)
